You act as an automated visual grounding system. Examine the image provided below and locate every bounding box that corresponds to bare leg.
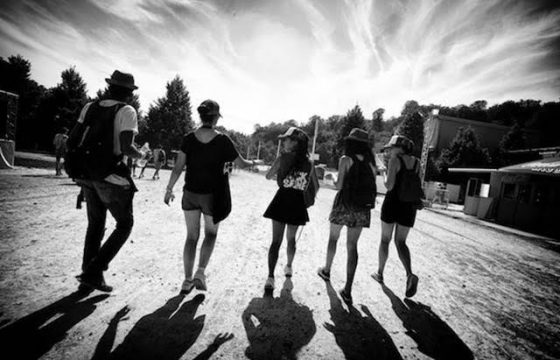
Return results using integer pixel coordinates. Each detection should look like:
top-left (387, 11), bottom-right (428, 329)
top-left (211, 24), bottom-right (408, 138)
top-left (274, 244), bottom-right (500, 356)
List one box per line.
top-left (324, 223), bottom-right (343, 273)
top-left (268, 220), bottom-right (285, 278)
top-left (343, 227), bottom-right (363, 295)
top-left (285, 225), bottom-right (299, 268)
top-left (183, 210), bottom-right (201, 280)
top-left (197, 214), bottom-right (220, 272)
top-left (394, 224), bottom-right (413, 276)
top-left (377, 221), bottom-right (395, 276)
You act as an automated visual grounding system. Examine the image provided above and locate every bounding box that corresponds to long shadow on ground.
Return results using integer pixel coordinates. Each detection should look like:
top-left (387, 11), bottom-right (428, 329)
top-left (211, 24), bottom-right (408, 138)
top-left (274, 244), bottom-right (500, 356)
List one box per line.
top-left (323, 281), bottom-right (403, 360)
top-left (0, 289), bottom-right (109, 360)
top-left (242, 278), bottom-right (316, 360)
top-left (92, 294), bottom-right (205, 360)
top-left (381, 285), bottom-right (474, 360)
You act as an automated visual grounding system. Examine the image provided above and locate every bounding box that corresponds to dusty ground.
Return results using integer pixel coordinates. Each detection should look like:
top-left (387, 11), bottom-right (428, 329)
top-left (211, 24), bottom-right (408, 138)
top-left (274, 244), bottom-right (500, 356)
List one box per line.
top-left (0, 167), bottom-right (559, 360)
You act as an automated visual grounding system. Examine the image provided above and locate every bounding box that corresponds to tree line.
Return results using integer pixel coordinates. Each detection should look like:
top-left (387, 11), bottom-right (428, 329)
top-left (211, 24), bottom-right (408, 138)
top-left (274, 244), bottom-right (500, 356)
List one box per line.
top-left (1, 54), bottom-right (559, 180)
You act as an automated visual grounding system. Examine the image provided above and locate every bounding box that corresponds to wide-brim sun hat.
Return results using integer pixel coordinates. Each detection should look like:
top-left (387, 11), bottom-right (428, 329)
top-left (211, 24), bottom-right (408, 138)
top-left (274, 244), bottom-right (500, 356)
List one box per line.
top-left (278, 126), bottom-right (308, 141)
top-left (105, 70), bottom-right (138, 90)
top-left (345, 128), bottom-right (370, 143)
top-left (384, 135), bottom-right (413, 151)
top-left (197, 99), bottom-right (222, 117)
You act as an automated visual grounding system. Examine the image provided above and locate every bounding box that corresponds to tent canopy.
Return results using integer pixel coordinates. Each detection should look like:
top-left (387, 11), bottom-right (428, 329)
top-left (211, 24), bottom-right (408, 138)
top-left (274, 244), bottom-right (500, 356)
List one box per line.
top-left (499, 157), bottom-right (560, 177)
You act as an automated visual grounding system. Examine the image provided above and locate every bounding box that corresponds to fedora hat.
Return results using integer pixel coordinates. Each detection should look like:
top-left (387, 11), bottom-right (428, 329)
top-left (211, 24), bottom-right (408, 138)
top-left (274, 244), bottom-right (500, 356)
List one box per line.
top-left (197, 99), bottom-right (222, 117)
top-left (105, 70), bottom-right (138, 90)
top-left (345, 128), bottom-right (370, 143)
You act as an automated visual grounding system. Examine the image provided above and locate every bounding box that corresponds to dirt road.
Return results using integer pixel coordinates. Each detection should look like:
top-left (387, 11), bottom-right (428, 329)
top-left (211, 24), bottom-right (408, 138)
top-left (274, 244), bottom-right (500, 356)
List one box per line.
top-left (0, 168), bottom-right (558, 359)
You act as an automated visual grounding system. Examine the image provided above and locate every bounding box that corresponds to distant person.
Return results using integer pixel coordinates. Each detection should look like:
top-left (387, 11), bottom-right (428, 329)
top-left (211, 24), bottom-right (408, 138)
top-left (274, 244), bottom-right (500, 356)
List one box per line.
top-left (137, 142), bottom-right (151, 179)
top-left (263, 127), bottom-right (313, 291)
top-left (152, 144), bottom-right (166, 180)
top-left (371, 135), bottom-right (420, 298)
top-left (317, 128), bottom-right (377, 304)
top-left (53, 127), bottom-right (69, 176)
top-left (66, 70), bottom-right (145, 292)
top-left (164, 100), bottom-right (254, 294)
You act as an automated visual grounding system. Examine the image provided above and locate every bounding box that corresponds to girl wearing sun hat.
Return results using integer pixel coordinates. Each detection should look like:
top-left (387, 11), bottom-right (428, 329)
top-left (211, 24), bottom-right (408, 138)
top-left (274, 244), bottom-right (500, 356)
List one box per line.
top-left (371, 134), bottom-right (420, 298)
top-left (317, 128), bottom-right (378, 304)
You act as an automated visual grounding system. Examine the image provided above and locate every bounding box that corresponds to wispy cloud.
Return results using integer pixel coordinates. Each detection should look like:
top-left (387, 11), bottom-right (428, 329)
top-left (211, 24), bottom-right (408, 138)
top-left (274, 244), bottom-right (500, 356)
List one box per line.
top-left (1, 0), bottom-right (559, 132)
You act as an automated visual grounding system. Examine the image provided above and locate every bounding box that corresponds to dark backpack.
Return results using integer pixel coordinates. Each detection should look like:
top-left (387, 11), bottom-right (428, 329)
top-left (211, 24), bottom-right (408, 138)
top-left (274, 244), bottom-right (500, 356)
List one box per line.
top-left (65, 101), bottom-right (125, 180)
top-left (303, 164), bottom-right (320, 208)
top-left (343, 156), bottom-right (377, 210)
top-left (397, 156), bottom-right (424, 206)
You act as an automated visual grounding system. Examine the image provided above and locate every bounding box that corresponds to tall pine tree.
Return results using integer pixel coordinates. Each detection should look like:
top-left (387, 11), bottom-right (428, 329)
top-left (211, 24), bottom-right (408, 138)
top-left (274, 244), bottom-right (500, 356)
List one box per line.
top-left (336, 105), bottom-right (366, 159)
top-left (396, 112), bottom-right (424, 157)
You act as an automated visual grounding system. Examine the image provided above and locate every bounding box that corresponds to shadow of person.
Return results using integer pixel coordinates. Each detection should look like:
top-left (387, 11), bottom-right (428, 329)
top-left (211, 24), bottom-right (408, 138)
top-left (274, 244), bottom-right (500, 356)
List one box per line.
top-left (0, 288), bottom-right (109, 360)
top-left (192, 332), bottom-right (235, 360)
top-left (242, 278), bottom-right (316, 360)
top-left (323, 281), bottom-right (403, 360)
top-left (381, 285), bottom-right (474, 360)
top-left (92, 294), bottom-right (206, 360)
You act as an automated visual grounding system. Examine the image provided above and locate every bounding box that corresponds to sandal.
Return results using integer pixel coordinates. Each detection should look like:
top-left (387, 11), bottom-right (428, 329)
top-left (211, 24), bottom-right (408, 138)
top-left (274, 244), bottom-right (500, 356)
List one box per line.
top-left (405, 274), bottom-right (419, 298)
top-left (284, 265), bottom-right (293, 277)
top-left (339, 289), bottom-right (353, 304)
top-left (264, 277), bottom-right (275, 290)
top-left (371, 272), bottom-right (384, 284)
top-left (180, 279), bottom-right (194, 295)
top-left (193, 271), bottom-right (207, 291)
top-left (317, 267), bottom-right (330, 281)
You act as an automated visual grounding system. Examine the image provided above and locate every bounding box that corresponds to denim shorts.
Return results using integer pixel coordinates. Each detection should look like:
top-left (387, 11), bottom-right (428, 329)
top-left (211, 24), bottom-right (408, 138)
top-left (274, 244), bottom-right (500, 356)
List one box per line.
top-left (182, 190), bottom-right (214, 215)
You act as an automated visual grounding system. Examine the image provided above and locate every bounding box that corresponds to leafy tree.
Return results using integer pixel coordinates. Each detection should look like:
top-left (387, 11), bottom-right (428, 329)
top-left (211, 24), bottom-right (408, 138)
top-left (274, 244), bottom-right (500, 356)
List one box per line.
top-left (144, 76), bottom-right (193, 152)
top-left (495, 122), bottom-right (527, 166)
top-left (436, 126), bottom-right (492, 173)
top-left (395, 112), bottom-right (424, 157)
top-left (51, 67), bottom-right (88, 130)
top-left (0, 55), bottom-right (46, 149)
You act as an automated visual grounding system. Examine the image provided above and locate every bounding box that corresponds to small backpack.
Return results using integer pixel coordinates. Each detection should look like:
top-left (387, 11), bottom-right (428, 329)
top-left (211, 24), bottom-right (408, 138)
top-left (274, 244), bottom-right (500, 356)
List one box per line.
top-left (343, 156), bottom-right (377, 210)
top-left (65, 101), bottom-right (126, 180)
top-left (303, 164), bottom-right (319, 208)
top-left (397, 156), bottom-right (424, 206)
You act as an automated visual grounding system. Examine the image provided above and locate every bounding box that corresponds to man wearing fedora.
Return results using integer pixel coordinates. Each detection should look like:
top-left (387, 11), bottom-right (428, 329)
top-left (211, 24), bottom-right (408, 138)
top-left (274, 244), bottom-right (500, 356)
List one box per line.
top-left (70, 70), bottom-right (145, 292)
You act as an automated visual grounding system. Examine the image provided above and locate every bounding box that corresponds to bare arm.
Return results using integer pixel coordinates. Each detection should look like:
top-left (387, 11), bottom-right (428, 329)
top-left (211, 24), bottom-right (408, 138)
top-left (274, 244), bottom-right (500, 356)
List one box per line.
top-left (384, 157), bottom-right (400, 191)
top-left (120, 131), bottom-right (143, 159)
top-left (167, 151), bottom-right (186, 192)
top-left (266, 157), bottom-right (281, 180)
top-left (334, 156), bottom-right (352, 190)
top-left (234, 155), bottom-right (254, 169)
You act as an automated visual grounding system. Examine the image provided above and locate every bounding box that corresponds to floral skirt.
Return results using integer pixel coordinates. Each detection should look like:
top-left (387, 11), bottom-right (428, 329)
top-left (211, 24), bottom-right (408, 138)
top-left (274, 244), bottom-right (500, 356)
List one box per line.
top-left (328, 191), bottom-right (371, 228)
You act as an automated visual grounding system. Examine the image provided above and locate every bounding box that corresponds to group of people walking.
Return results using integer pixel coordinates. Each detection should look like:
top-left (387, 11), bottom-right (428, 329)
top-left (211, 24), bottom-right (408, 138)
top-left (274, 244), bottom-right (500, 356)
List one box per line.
top-left (66, 70), bottom-right (420, 303)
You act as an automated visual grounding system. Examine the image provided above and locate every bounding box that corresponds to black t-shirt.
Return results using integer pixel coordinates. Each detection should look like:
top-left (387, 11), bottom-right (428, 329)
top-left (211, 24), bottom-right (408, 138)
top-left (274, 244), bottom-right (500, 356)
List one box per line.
top-left (180, 132), bottom-right (239, 194)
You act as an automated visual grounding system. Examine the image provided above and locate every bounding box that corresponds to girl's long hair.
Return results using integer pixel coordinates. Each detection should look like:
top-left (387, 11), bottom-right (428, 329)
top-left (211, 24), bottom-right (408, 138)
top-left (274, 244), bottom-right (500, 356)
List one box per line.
top-left (344, 139), bottom-right (375, 166)
top-left (285, 133), bottom-right (309, 173)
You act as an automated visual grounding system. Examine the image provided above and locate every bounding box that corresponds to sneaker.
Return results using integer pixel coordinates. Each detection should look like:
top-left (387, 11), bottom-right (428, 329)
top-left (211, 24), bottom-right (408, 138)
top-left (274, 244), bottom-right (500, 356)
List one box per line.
top-left (339, 289), bottom-right (352, 304)
top-left (317, 267), bottom-right (330, 281)
top-left (180, 279), bottom-right (194, 295)
top-left (371, 272), bottom-right (384, 284)
top-left (405, 274), bottom-right (419, 298)
top-left (264, 277), bottom-right (275, 290)
top-left (78, 273), bottom-right (113, 293)
top-left (284, 265), bottom-right (293, 277)
top-left (193, 271), bottom-right (207, 291)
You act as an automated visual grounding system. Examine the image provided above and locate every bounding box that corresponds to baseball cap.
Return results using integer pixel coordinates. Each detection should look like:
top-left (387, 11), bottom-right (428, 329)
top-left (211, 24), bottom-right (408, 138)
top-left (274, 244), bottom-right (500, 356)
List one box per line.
top-left (278, 127), bottom-right (309, 141)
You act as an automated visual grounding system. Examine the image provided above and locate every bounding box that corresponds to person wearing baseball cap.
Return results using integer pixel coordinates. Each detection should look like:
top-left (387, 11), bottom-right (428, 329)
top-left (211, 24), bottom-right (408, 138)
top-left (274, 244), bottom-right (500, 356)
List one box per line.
top-left (372, 133), bottom-right (420, 298)
top-left (164, 99), bottom-right (255, 294)
top-left (262, 126), bottom-right (314, 291)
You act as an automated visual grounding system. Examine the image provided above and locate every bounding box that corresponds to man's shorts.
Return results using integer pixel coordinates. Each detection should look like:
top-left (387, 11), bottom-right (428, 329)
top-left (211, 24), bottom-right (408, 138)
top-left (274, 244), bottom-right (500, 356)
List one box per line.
top-left (182, 190), bottom-right (214, 215)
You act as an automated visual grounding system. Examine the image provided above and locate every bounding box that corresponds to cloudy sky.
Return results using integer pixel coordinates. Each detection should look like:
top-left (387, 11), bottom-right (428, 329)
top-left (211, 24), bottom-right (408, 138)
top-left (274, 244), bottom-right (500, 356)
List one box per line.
top-left (1, 0), bottom-right (559, 133)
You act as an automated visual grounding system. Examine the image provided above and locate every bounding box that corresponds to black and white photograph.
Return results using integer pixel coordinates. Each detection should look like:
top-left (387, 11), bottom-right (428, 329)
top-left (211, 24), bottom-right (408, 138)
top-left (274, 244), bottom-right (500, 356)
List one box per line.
top-left (1, 0), bottom-right (559, 359)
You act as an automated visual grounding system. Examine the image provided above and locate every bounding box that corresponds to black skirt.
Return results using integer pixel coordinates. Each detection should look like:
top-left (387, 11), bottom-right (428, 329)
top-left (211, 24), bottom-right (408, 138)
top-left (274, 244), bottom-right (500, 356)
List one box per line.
top-left (264, 187), bottom-right (309, 226)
